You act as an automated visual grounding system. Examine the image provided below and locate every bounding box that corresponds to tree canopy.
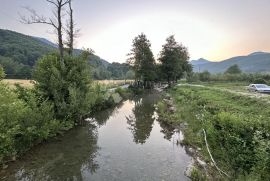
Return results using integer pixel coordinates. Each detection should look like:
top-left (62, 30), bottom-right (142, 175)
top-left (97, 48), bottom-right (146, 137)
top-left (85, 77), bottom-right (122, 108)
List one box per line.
top-left (128, 33), bottom-right (156, 87)
top-left (225, 64), bottom-right (242, 74)
top-left (159, 35), bottom-right (191, 85)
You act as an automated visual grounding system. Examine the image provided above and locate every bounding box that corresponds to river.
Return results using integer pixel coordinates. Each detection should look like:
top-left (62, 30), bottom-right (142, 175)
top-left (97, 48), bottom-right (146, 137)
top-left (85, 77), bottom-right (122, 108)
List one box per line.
top-left (0, 90), bottom-right (191, 181)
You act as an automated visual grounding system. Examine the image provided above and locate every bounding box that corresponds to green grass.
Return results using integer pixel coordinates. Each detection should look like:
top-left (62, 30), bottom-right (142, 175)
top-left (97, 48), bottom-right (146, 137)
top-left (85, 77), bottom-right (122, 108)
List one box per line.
top-left (158, 84), bottom-right (270, 180)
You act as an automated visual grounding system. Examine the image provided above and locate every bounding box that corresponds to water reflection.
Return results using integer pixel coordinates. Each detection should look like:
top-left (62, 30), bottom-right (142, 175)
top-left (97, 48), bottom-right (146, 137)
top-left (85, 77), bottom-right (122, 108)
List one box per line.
top-left (1, 91), bottom-right (191, 181)
top-left (126, 92), bottom-right (159, 144)
top-left (1, 125), bottom-right (99, 181)
top-left (94, 102), bottom-right (124, 126)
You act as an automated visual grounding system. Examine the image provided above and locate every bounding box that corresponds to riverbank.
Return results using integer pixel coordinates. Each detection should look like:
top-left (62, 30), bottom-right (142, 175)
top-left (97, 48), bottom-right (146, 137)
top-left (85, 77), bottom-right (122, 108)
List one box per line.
top-left (157, 84), bottom-right (270, 180)
top-left (0, 90), bottom-right (191, 181)
top-left (0, 82), bottom-right (131, 169)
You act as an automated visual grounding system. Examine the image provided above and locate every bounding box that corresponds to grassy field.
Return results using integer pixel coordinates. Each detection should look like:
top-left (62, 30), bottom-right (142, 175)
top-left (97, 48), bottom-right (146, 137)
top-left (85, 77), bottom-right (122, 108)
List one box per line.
top-left (3, 79), bottom-right (133, 89)
top-left (158, 83), bottom-right (270, 180)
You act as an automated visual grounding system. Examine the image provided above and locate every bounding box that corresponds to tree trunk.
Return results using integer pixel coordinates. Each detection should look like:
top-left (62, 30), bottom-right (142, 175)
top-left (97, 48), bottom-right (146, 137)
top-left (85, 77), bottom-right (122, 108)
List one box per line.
top-left (57, 4), bottom-right (64, 59)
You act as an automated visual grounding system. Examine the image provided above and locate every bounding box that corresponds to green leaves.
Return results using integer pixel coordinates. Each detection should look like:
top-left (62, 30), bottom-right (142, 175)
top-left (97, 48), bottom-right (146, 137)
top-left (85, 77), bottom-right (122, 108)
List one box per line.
top-left (159, 35), bottom-right (191, 84)
top-left (128, 33), bottom-right (156, 84)
top-left (0, 65), bottom-right (5, 80)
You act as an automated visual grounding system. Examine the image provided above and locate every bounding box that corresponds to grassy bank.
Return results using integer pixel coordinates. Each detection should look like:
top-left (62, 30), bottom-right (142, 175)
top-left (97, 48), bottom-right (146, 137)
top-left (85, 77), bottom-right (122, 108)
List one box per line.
top-left (0, 82), bottom-right (129, 167)
top-left (158, 84), bottom-right (270, 180)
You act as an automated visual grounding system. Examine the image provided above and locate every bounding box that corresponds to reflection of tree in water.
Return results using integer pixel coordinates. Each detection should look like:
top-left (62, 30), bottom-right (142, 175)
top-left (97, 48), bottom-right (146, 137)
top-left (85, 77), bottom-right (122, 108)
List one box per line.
top-left (158, 121), bottom-right (175, 140)
top-left (5, 125), bottom-right (99, 181)
top-left (127, 92), bottom-right (159, 144)
top-left (94, 101), bottom-right (124, 126)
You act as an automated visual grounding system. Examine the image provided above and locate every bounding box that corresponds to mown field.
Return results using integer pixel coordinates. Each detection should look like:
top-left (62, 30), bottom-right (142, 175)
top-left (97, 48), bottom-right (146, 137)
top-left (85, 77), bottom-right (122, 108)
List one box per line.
top-left (3, 79), bottom-right (133, 89)
top-left (158, 83), bottom-right (270, 180)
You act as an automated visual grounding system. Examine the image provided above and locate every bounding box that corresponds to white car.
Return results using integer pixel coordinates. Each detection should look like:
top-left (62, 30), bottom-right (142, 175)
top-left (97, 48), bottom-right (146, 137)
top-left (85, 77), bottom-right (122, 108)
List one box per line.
top-left (248, 84), bottom-right (270, 93)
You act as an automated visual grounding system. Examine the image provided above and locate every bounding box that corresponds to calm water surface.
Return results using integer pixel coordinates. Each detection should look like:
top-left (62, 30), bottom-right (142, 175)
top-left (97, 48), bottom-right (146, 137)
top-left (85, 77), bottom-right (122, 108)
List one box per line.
top-left (0, 91), bottom-right (191, 181)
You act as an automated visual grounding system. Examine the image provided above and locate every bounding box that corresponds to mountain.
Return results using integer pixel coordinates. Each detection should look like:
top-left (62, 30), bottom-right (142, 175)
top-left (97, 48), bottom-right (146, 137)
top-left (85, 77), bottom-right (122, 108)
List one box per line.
top-left (190, 58), bottom-right (210, 66)
top-left (33, 37), bottom-right (58, 48)
top-left (191, 52), bottom-right (270, 73)
top-left (0, 29), bottom-right (112, 79)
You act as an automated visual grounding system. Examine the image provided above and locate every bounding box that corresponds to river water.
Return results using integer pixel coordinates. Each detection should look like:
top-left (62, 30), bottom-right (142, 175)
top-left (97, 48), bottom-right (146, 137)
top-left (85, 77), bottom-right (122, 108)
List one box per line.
top-left (0, 91), bottom-right (191, 181)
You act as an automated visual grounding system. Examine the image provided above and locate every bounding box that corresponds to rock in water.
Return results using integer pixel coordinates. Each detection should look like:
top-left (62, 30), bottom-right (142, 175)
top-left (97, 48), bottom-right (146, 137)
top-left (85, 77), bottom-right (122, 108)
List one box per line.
top-left (111, 93), bottom-right (122, 104)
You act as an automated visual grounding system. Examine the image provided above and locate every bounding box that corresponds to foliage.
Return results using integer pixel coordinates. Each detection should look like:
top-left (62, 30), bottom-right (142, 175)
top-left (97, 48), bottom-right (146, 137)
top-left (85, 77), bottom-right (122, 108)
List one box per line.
top-left (198, 71), bottom-right (211, 82)
top-left (107, 63), bottom-right (130, 79)
top-left (225, 64), bottom-right (242, 74)
top-left (159, 35), bottom-right (191, 84)
top-left (128, 33), bottom-right (156, 87)
top-left (190, 167), bottom-right (207, 181)
top-left (0, 83), bottom-right (70, 164)
top-left (0, 29), bottom-right (132, 80)
top-left (167, 85), bottom-right (270, 179)
top-left (0, 65), bottom-right (5, 80)
top-left (0, 29), bottom-right (54, 78)
top-left (253, 78), bottom-right (267, 84)
top-left (188, 72), bottom-right (270, 84)
top-left (33, 53), bottom-right (94, 123)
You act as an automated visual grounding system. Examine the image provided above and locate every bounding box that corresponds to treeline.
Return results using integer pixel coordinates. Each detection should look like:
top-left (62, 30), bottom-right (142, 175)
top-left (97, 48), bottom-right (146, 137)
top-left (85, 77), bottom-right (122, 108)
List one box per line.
top-left (188, 64), bottom-right (270, 84)
top-left (90, 56), bottom-right (134, 80)
top-left (128, 33), bottom-right (192, 88)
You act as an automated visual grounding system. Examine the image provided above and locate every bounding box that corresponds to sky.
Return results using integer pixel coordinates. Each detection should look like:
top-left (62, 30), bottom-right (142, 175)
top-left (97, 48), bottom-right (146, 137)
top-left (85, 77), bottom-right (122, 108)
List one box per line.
top-left (1, 0), bottom-right (270, 63)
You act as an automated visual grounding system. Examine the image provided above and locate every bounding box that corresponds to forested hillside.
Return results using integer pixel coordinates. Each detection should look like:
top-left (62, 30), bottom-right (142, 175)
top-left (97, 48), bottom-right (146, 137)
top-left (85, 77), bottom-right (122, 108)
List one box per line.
top-left (0, 29), bottom-right (55, 78)
top-left (0, 29), bottom-right (132, 79)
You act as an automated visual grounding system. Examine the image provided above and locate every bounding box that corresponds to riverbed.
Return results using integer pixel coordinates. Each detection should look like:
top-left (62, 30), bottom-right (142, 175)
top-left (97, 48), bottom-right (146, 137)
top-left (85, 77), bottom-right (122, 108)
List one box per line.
top-left (0, 91), bottom-right (191, 181)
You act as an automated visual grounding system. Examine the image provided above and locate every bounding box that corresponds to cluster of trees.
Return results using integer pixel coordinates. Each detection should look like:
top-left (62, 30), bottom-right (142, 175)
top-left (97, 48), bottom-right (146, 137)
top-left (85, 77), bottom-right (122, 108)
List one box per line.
top-left (128, 33), bottom-right (192, 88)
top-left (0, 29), bottom-right (54, 78)
top-left (90, 57), bottom-right (134, 80)
top-left (187, 64), bottom-right (270, 83)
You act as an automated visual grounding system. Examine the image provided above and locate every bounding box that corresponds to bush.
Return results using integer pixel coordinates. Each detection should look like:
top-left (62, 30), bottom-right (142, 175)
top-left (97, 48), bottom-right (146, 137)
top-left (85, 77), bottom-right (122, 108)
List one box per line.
top-left (0, 65), bottom-right (5, 80)
top-left (253, 78), bottom-right (267, 84)
top-left (0, 83), bottom-right (66, 164)
top-left (33, 53), bottom-right (93, 123)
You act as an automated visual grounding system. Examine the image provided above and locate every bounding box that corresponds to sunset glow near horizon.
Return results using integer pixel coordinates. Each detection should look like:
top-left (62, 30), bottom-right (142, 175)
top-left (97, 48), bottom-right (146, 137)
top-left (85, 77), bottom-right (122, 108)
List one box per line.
top-left (1, 0), bottom-right (270, 63)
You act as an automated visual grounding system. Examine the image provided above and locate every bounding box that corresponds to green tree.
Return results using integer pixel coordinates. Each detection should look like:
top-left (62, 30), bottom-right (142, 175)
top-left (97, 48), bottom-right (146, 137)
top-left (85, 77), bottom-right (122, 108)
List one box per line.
top-left (225, 64), bottom-right (242, 74)
top-left (159, 35), bottom-right (190, 86)
top-left (0, 65), bottom-right (5, 80)
top-left (128, 33), bottom-right (156, 88)
top-left (33, 52), bottom-right (94, 124)
top-left (199, 71), bottom-right (211, 82)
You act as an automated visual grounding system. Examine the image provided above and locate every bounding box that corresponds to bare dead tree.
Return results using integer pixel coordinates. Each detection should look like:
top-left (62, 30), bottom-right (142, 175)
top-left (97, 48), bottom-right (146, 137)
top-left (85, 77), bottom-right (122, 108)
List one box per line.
top-left (65, 0), bottom-right (78, 55)
top-left (20, 0), bottom-right (70, 59)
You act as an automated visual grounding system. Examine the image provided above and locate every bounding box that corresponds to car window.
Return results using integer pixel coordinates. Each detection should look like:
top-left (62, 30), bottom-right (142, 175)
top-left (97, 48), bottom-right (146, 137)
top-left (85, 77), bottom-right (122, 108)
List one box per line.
top-left (256, 84), bottom-right (267, 88)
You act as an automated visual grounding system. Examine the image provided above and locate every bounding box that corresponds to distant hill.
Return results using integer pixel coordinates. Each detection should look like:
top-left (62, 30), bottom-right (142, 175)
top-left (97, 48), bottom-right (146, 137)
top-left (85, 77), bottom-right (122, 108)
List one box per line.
top-left (0, 29), bottom-right (115, 79)
top-left (191, 52), bottom-right (270, 73)
top-left (190, 58), bottom-right (210, 66)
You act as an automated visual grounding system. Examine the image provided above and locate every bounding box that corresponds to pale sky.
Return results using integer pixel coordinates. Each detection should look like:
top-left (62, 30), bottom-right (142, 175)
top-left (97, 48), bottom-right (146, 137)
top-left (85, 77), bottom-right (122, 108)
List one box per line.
top-left (1, 0), bottom-right (270, 63)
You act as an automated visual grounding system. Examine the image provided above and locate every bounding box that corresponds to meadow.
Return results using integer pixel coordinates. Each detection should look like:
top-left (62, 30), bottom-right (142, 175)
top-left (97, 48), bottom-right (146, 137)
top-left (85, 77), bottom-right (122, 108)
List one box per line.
top-left (158, 83), bottom-right (270, 180)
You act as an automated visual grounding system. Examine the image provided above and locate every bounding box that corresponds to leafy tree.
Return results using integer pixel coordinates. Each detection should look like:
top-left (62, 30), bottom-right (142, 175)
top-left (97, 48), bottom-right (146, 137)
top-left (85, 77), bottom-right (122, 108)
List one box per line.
top-left (33, 52), bottom-right (94, 124)
top-left (159, 35), bottom-right (190, 85)
top-left (128, 33), bottom-right (156, 88)
top-left (107, 62), bottom-right (130, 79)
top-left (199, 71), bottom-right (211, 81)
top-left (0, 65), bottom-right (5, 80)
top-left (125, 70), bottom-right (135, 80)
top-left (225, 64), bottom-right (242, 74)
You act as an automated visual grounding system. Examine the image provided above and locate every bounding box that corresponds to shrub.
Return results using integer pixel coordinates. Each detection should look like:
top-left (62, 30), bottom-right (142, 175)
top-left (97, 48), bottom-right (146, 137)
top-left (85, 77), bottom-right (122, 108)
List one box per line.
top-left (0, 83), bottom-right (65, 163)
top-left (33, 53), bottom-right (93, 123)
top-left (253, 78), bottom-right (267, 84)
top-left (0, 65), bottom-right (5, 80)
